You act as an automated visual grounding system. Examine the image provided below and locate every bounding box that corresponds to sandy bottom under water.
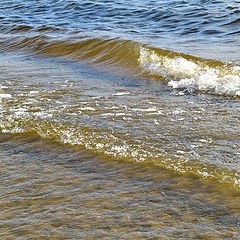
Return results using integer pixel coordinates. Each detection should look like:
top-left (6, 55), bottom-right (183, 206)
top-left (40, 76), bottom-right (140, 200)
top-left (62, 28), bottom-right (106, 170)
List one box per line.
top-left (0, 133), bottom-right (239, 239)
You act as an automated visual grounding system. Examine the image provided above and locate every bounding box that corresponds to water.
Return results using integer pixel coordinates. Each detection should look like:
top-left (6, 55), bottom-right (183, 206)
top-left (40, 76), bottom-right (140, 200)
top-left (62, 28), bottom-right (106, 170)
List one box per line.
top-left (0, 0), bottom-right (240, 238)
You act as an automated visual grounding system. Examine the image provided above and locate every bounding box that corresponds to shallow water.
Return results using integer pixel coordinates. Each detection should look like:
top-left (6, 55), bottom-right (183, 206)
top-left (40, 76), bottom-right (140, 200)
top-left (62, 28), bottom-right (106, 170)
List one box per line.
top-left (1, 53), bottom-right (239, 189)
top-left (0, 0), bottom-right (240, 238)
top-left (0, 134), bottom-right (239, 239)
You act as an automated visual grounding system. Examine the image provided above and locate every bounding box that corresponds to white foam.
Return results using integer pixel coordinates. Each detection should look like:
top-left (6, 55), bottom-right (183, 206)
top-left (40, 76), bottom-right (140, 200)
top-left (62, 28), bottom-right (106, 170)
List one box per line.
top-left (79, 107), bottom-right (95, 111)
top-left (101, 112), bottom-right (126, 117)
top-left (169, 73), bottom-right (240, 96)
top-left (115, 113), bottom-right (125, 116)
top-left (139, 47), bottom-right (199, 78)
top-left (14, 108), bottom-right (28, 116)
top-left (132, 107), bottom-right (158, 112)
top-left (139, 47), bottom-right (240, 96)
top-left (101, 113), bottom-right (114, 116)
top-left (33, 112), bottom-right (53, 118)
top-left (0, 93), bottom-right (12, 98)
top-left (29, 91), bottom-right (39, 95)
top-left (112, 92), bottom-right (130, 96)
top-left (2, 127), bottom-right (25, 134)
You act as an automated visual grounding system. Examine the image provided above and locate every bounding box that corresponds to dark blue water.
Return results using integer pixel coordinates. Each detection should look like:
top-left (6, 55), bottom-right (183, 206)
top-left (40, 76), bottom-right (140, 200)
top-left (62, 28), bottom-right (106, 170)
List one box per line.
top-left (1, 0), bottom-right (240, 60)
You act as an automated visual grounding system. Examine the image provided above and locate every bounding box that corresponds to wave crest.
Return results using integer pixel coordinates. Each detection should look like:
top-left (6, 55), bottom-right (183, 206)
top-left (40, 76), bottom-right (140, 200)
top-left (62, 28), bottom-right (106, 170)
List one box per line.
top-left (138, 47), bottom-right (240, 96)
top-left (1, 33), bottom-right (240, 96)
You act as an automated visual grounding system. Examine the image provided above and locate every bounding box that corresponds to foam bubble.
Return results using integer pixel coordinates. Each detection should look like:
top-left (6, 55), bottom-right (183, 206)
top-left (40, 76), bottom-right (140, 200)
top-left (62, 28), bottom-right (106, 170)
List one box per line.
top-left (139, 47), bottom-right (199, 78)
top-left (101, 112), bottom-right (126, 117)
top-left (139, 47), bottom-right (240, 96)
top-left (112, 92), bottom-right (130, 96)
top-left (0, 93), bottom-right (12, 98)
top-left (33, 112), bottom-right (53, 118)
top-left (79, 107), bottom-right (95, 111)
top-left (14, 108), bottom-right (28, 116)
top-left (29, 91), bottom-right (39, 95)
top-left (131, 107), bottom-right (158, 112)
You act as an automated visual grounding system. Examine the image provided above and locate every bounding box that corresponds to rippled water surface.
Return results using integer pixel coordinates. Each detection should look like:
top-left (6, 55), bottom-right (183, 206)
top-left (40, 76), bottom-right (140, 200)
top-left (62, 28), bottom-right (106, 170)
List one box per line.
top-left (0, 0), bottom-right (240, 239)
top-left (0, 133), bottom-right (239, 239)
top-left (1, 0), bottom-right (240, 60)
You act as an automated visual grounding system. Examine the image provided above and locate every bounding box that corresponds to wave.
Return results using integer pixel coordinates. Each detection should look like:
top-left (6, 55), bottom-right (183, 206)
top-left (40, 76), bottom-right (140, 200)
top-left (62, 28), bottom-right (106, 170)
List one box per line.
top-left (139, 47), bottom-right (240, 96)
top-left (0, 44), bottom-right (239, 190)
top-left (1, 33), bottom-right (239, 97)
top-left (0, 108), bottom-right (239, 191)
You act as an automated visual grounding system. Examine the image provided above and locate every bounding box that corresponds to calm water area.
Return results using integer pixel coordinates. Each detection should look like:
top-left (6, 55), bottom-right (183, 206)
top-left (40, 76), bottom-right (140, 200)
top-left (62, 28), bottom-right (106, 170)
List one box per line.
top-left (0, 0), bottom-right (240, 239)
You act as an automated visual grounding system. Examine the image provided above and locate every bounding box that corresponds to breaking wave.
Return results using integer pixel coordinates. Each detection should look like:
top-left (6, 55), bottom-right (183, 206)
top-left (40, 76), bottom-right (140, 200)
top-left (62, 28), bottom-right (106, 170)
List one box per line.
top-left (139, 47), bottom-right (240, 96)
top-left (1, 34), bottom-right (240, 97)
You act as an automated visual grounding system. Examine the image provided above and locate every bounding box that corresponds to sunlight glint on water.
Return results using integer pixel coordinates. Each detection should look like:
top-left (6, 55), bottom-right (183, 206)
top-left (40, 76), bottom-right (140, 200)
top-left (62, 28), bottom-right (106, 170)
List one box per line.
top-left (0, 0), bottom-right (239, 238)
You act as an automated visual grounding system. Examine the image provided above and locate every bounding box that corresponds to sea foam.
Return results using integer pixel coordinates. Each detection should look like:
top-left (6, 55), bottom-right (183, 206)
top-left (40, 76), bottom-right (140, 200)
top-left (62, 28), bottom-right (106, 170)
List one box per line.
top-left (139, 47), bottom-right (240, 96)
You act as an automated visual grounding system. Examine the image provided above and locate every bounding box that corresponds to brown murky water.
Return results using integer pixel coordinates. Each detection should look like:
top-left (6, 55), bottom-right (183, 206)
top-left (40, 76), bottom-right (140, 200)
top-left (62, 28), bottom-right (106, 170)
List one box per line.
top-left (0, 133), bottom-right (239, 239)
top-left (0, 0), bottom-right (240, 238)
top-left (0, 53), bottom-right (239, 239)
